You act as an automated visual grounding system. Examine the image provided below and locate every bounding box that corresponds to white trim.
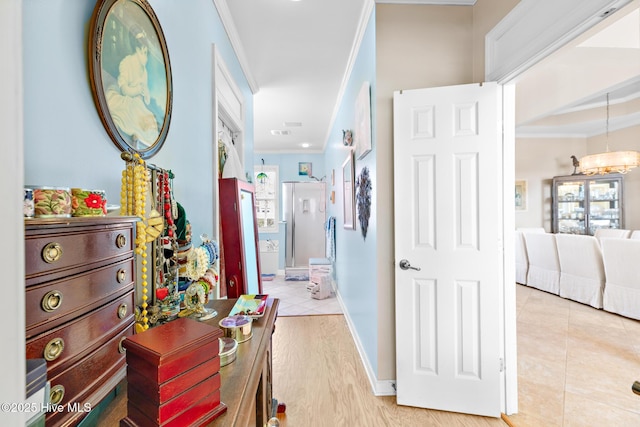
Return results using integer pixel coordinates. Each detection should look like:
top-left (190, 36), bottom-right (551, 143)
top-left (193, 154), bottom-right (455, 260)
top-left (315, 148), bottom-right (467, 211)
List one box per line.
top-left (373, 380), bottom-right (397, 396)
top-left (375, 0), bottom-right (476, 5)
top-left (212, 44), bottom-right (246, 282)
top-left (501, 84), bottom-right (518, 415)
top-left (486, 0), bottom-right (633, 84)
top-left (516, 112), bottom-right (640, 139)
top-left (213, 0), bottom-right (259, 94)
top-left (214, 46), bottom-right (245, 133)
top-left (255, 148), bottom-right (325, 155)
top-left (335, 289), bottom-right (397, 396)
top-left (1, 0), bottom-right (26, 424)
top-left (323, 0), bottom-right (375, 151)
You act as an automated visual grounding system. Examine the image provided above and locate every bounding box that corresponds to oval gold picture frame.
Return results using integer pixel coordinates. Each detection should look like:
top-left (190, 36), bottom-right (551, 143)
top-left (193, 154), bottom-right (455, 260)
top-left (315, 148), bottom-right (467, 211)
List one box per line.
top-left (88, 0), bottom-right (172, 159)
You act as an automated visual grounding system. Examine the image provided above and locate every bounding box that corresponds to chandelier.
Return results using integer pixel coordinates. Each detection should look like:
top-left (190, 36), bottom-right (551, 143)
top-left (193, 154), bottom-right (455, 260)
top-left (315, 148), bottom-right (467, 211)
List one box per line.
top-left (579, 93), bottom-right (640, 175)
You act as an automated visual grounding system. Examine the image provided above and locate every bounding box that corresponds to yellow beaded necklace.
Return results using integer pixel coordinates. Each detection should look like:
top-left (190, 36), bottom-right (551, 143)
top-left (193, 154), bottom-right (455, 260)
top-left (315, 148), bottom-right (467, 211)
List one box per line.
top-left (120, 152), bottom-right (151, 331)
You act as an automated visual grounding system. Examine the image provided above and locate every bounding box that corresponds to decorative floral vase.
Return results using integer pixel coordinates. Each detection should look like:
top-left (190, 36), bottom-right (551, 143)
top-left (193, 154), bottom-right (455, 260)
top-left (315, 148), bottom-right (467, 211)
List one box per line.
top-left (71, 188), bottom-right (107, 217)
top-left (28, 186), bottom-right (72, 218)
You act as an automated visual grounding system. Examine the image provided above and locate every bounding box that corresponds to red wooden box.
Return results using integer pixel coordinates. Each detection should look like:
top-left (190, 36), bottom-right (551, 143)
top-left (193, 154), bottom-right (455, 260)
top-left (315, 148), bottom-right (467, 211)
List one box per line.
top-left (127, 356), bottom-right (220, 404)
top-left (120, 317), bottom-right (226, 427)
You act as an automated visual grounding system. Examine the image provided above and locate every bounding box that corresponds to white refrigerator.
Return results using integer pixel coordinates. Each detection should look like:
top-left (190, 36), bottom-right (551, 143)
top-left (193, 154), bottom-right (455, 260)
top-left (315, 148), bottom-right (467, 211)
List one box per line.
top-left (282, 181), bottom-right (326, 277)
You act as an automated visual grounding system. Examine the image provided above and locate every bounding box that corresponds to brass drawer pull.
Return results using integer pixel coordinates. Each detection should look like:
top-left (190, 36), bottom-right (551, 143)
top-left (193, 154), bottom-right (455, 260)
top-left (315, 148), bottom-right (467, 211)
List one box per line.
top-left (50, 384), bottom-right (65, 405)
top-left (44, 337), bottom-right (65, 361)
top-left (117, 303), bottom-right (128, 319)
top-left (41, 290), bottom-right (63, 312)
top-left (42, 242), bottom-right (63, 263)
top-left (116, 269), bottom-right (127, 283)
top-left (118, 336), bottom-right (127, 354)
top-left (116, 234), bottom-right (127, 248)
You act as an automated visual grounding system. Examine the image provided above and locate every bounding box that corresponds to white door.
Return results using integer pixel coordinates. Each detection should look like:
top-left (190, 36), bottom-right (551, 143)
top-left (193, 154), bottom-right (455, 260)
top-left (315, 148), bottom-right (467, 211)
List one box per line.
top-left (393, 83), bottom-right (503, 417)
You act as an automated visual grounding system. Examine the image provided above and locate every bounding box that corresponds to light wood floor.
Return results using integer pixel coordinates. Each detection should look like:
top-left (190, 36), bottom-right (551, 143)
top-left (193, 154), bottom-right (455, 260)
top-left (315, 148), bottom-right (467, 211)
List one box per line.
top-left (270, 314), bottom-right (506, 426)
top-left (96, 284), bottom-right (640, 426)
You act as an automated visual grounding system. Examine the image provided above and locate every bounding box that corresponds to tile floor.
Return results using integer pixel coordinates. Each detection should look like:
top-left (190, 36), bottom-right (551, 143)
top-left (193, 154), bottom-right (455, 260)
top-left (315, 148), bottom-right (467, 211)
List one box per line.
top-left (511, 283), bottom-right (640, 426)
top-left (261, 274), bottom-right (342, 316)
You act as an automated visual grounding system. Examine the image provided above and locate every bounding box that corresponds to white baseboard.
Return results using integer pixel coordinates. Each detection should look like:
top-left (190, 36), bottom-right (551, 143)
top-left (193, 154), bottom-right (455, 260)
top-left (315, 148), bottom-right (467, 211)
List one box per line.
top-left (335, 289), bottom-right (397, 397)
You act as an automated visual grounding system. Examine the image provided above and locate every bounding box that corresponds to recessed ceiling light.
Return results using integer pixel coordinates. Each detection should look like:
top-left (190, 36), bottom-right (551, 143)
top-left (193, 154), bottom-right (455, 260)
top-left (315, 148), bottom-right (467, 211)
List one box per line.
top-left (300, 143), bottom-right (311, 148)
top-left (270, 130), bottom-right (291, 136)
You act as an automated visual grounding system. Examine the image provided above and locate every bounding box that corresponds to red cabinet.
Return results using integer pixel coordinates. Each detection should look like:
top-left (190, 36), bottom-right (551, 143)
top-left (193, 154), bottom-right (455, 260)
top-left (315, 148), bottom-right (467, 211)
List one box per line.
top-left (219, 178), bottom-right (263, 298)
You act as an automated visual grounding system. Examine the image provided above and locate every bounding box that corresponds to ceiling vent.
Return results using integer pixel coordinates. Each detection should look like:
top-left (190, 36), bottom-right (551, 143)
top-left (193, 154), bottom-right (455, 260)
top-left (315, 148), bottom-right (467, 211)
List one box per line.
top-left (283, 121), bottom-right (302, 127)
top-left (270, 130), bottom-right (291, 136)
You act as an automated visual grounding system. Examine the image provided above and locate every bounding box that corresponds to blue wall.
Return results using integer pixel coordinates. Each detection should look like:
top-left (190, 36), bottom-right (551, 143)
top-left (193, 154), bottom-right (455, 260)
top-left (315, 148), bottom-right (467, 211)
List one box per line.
top-left (23, 0), bottom-right (253, 241)
top-left (253, 152), bottom-right (326, 269)
top-left (323, 11), bottom-right (378, 373)
top-left (251, 12), bottom-right (378, 374)
top-left (23, 0), bottom-right (380, 381)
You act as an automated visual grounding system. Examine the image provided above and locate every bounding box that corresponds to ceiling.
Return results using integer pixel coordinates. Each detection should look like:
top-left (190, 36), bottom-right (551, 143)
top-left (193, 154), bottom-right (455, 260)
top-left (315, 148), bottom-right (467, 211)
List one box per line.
top-left (515, 4), bottom-right (640, 139)
top-left (216, 0), bottom-right (640, 153)
top-left (216, 0), bottom-right (370, 153)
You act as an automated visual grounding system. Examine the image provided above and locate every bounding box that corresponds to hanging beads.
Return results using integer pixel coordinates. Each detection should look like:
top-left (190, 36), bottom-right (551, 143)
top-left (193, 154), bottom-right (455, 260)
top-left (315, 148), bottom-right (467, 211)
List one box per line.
top-left (120, 152), bottom-right (151, 331)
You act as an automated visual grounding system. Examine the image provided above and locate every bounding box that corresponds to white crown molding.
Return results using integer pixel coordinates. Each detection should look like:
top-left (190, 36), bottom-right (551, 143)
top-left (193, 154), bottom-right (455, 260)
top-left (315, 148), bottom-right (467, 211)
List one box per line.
top-left (375, 0), bottom-right (476, 5)
top-left (213, 0), bottom-right (259, 94)
top-left (323, 0), bottom-right (375, 151)
top-left (486, 0), bottom-right (633, 84)
top-left (254, 148), bottom-right (325, 155)
top-left (516, 112), bottom-right (640, 138)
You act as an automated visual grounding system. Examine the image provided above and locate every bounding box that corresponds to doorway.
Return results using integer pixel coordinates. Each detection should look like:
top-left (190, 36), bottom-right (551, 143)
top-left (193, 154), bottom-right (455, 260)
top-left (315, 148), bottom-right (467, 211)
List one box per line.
top-left (485, 0), bottom-right (639, 416)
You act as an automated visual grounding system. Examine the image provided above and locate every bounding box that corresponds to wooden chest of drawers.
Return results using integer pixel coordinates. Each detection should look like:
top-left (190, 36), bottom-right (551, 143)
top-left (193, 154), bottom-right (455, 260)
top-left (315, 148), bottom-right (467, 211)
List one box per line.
top-left (25, 217), bottom-right (139, 427)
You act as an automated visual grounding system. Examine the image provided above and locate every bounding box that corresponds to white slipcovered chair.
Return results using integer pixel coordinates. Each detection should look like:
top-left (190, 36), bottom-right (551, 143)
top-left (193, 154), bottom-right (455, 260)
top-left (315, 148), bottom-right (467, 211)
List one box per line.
top-left (515, 231), bottom-right (528, 284)
top-left (601, 238), bottom-right (640, 320)
top-left (523, 232), bottom-right (560, 295)
top-left (555, 234), bottom-right (605, 308)
top-left (594, 228), bottom-right (631, 243)
top-left (516, 227), bottom-right (546, 234)
top-left (514, 228), bottom-right (545, 285)
top-left (629, 230), bottom-right (640, 240)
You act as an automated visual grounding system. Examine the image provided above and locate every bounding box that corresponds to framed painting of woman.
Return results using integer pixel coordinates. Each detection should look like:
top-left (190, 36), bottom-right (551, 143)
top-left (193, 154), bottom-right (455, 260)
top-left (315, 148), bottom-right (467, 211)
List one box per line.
top-left (88, 0), bottom-right (173, 159)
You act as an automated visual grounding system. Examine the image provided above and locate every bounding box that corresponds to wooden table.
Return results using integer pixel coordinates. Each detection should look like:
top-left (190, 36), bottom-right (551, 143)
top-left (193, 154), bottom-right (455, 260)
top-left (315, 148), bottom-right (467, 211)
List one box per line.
top-left (203, 298), bottom-right (280, 427)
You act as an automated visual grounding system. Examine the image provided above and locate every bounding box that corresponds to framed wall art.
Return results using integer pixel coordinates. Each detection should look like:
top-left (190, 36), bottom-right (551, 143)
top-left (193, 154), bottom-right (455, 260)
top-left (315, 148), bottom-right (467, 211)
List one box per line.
top-left (298, 162), bottom-right (312, 176)
top-left (356, 166), bottom-right (372, 239)
top-left (342, 151), bottom-right (355, 230)
top-left (354, 81), bottom-right (372, 160)
top-left (515, 180), bottom-right (528, 211)
top-left (88, 0), bottom-right (173, 159)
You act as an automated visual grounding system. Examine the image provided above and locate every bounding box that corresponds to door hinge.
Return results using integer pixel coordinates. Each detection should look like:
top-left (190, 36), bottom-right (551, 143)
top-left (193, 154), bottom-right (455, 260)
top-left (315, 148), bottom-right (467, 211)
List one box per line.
top-left (499, 358), bottom-right (504, 372)
top-left (234, 202), bottom-right (237, 211)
